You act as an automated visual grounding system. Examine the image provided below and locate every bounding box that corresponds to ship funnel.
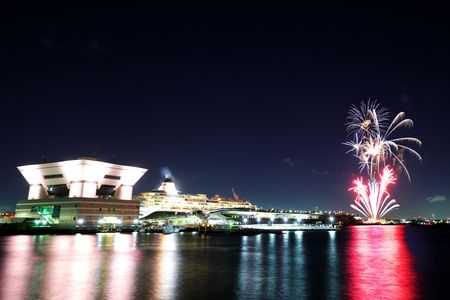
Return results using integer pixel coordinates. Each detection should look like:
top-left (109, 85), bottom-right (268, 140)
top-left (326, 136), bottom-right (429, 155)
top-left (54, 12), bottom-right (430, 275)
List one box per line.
top-left (158, 178), bottom-right (178, 195)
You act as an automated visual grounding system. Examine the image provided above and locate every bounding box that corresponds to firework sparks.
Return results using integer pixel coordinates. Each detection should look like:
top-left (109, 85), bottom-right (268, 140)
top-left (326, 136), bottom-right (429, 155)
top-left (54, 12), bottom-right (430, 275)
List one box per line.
top-left (344, 100), bottom-right (421, 220)
top-left (344, 101), bottom-right (422, 181)
top-left (349, 166), bottom-right (399, 220)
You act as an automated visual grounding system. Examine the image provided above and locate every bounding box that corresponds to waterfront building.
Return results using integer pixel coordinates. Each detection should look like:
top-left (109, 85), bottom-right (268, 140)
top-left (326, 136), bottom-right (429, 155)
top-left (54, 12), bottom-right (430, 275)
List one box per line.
top-left (0, 212), bottom-right (15, 224)
top-left (136, 178), bottom-right (256, 217)
top-left (14, 158), bottom-right (147, 226)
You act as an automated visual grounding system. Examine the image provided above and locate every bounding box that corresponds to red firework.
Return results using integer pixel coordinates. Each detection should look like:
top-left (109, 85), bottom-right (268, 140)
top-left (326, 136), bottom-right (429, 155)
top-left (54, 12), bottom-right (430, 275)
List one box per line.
top-left (349, 166), bottom-right (399, 220)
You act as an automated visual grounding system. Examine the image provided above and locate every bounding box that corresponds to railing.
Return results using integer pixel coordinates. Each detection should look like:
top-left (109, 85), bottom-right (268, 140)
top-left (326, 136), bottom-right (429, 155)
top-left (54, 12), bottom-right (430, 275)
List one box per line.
top-left (239, 224), bottom-right (336, 230)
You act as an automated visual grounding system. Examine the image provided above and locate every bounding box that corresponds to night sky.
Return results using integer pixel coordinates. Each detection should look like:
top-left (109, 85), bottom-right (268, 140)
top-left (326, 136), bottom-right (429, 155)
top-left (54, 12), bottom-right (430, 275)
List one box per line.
top-left (1, 4), bottom-right (449, 218)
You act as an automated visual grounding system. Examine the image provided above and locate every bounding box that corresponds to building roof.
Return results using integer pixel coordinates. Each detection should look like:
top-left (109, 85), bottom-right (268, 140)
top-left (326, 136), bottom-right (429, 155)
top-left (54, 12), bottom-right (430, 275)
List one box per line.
top-left (17, 159), bottom-right (148, 190)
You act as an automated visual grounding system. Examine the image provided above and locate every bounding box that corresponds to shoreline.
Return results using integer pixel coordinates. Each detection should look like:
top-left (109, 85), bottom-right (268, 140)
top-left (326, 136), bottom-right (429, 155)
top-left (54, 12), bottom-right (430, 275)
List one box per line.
top-left (1, 223), bottom-right (447, 236)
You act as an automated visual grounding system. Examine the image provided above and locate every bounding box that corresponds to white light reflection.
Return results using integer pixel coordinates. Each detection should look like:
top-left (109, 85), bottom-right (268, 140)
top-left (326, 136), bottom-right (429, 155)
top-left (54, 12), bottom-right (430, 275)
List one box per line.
top-left (153, 234), bottom-right (179, 299)
top-left (280, 232), bottom-right (291, 295)
top-left (113, 233), bottom-right (132, 252)
top-left (0, 236), bottom-right (34, 300)
top-left (43, 236), bottom-right (72, 298)
top-left (75, 233), bottom-right (96, 253)
top-left (292, 231), bottom-right (306, 298)
top-left (67, 235), bottom-right (97, 300)
top-left (106, 234), bottom-right (138, 300)
top-left (132, 232), bottom-right (138, 250)
top-left (328, 231), bottom-right (338, 299)
top-left (266, 234), bottom-right (277, 297)
top-left (239, 235), bottom-right (262, 298)
top-left (328, 231), bottom-right (336, 240)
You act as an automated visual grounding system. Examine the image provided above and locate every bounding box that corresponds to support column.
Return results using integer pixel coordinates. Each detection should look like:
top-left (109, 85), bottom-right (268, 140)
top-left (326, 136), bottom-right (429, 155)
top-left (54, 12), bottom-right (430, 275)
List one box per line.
top-left (115, 185), bottom-right (133, 200)
top-left (69, 181), bottom-right (83, 198)
top-left (81, 181), bottom-right (98, 198)
top-left (69, 181), bottom-right (98, 198)
top-left (28, 184), bottom-right (47, 200)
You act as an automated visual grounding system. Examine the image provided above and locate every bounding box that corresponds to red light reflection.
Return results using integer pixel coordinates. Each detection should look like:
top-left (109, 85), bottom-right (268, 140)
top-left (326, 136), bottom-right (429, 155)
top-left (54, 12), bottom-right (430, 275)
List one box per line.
top-left (346, 226), bottom-right (417, 300)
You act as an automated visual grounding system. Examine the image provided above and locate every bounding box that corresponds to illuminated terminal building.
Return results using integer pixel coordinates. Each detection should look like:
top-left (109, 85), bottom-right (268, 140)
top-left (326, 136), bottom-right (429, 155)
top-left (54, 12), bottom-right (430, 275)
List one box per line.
top-left (136, 178), bottom-right (256, 217)
top-left (13, 158), bottom-right (257, 227)
top-left (14, 158), bottom-right (147, 226)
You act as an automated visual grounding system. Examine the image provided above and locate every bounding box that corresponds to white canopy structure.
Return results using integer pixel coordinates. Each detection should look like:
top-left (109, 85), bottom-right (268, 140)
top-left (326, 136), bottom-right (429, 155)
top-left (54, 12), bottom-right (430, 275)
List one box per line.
top-left (18, 158), bottom-right (148, 200)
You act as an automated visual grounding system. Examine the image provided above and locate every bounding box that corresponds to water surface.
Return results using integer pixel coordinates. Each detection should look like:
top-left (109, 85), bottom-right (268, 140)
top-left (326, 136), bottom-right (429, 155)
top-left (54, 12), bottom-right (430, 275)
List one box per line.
top-left (0, 226), bottom-right (448, 299)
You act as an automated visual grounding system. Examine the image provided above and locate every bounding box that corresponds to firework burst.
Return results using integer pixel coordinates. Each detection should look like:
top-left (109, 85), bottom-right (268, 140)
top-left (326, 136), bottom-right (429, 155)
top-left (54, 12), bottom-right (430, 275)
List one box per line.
top-left (344, 100), bottom-right (422, 181)
top-left (349, 166), bottom-right (398, 220)
top-left (344, 100), bottom-right (421, 220)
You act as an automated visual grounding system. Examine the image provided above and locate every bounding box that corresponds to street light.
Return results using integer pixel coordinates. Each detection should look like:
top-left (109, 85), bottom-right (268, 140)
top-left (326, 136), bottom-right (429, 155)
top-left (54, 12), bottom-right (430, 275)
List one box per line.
top-left (77, 219), bottom-right (84, 225)
top-left (243, 218), bottom-right (248, 224)
top-left (270, 216), bottom-right (275, 225)
top-left (256, 217), bottom-right (261, 224)
top-left (329, 216), bottom-right (335, 226)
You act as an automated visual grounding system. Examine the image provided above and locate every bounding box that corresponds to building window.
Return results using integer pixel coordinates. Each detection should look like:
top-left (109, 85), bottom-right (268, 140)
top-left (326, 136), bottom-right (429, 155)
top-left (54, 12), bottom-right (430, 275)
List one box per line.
top-left (47, 184), bottom-right (69, 197)
top-left (99, 208), bottom-right (102, 211)
top-left (52, 206), bottom-right (61, 218)
top-left (44, 174), bottom-right (64, 179)
top-left (104, 174), bottom-right (121, 180)
top-left (97, 185), bottom-right (116, 197)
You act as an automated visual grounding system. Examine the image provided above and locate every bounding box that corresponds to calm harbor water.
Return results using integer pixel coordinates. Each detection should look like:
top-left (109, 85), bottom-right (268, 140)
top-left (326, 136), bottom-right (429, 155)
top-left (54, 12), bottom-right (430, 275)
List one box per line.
top-left (0, 226), bottom-right (448, 300)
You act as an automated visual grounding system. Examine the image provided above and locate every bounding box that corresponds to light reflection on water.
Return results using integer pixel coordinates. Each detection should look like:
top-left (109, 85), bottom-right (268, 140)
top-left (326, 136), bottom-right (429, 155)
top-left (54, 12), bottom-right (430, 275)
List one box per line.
top-left (153, 234), bottom-right (179, 300)
top-left (328, 231), bottom-right (338, 300)
top-left (346, 226), bottom-right (417, 300)
top-left (0, 235), bottom-right (34, 300)
top-left (0, 226), bottom-right (439, 299)
top-left (106, 233), bottom-right (138, 300)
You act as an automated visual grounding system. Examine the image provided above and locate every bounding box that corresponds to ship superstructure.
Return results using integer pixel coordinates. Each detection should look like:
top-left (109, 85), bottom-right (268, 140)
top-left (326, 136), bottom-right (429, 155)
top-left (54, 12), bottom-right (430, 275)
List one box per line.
top-left (136, 178), bottom-right (256, 217)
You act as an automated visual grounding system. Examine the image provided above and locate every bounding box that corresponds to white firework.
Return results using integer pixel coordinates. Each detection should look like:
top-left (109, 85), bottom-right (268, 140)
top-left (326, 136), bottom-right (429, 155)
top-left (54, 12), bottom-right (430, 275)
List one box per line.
top-left (345, 100), bottom-right (422, 181)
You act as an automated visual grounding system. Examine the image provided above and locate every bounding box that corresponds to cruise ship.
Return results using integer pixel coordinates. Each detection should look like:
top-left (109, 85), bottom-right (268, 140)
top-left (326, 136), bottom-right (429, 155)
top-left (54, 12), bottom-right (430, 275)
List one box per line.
top-left (136, 178), bottom-right (256, 217)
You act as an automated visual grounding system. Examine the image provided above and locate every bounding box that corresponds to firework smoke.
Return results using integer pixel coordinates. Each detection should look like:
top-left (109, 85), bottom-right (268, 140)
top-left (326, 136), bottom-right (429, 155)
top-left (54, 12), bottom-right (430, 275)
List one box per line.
top-left (161, 167), bottom-right (174, 179)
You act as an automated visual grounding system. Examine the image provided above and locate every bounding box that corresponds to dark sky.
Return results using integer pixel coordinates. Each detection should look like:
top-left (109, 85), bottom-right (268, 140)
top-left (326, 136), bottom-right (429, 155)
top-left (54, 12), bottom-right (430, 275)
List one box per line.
top-left (1, 4), bottom-right (450, 218)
